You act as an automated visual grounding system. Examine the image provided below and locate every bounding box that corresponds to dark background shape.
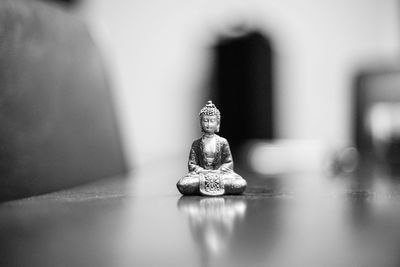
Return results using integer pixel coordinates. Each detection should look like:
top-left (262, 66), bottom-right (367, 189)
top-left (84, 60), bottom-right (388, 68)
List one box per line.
top-left (354, 68), bottom-right (400, 165)
top-left (0, 0), bottom-right (127, 201)
top-left (40, 0), bottom-right (79, 8)
top-left (210, 31), bottom-right (275, 152)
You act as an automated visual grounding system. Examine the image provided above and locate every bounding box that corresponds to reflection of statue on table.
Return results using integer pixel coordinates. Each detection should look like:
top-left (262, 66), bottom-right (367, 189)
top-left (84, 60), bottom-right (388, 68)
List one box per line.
top-left (177, 101), bottom-right (246, 196)
top-left (177, 196), bottom-right (247, 262)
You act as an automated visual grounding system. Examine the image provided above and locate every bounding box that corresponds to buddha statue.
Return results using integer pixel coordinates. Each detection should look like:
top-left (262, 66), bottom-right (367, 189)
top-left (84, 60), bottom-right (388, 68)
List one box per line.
top-left (177, 101), bottom-right (247, 196)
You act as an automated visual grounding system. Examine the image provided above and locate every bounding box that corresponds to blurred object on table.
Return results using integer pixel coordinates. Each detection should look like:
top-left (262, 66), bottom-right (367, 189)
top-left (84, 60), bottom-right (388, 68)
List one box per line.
top-left (241, 139), bottom-right (328, 176)
top-left (330, 146), bottom-right (359, 175)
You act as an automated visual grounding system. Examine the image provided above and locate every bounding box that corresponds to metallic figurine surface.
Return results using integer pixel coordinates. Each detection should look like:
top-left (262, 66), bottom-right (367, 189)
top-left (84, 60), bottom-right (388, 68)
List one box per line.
top-left (177, 101), bottom-right (247, 196)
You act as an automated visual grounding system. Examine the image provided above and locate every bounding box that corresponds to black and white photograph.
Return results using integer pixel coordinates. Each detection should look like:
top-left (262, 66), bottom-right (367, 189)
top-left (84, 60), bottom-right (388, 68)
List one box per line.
top-left (0, 0), bottom-right (400, 266)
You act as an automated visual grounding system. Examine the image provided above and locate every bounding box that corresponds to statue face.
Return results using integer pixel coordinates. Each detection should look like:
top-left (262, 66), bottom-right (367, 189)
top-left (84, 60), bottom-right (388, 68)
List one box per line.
top-left (201, 115), bottom-right (219, 134)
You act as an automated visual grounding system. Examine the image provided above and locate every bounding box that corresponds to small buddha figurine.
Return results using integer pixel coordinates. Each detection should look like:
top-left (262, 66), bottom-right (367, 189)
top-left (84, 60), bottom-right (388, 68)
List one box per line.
top-left (177, 100), bottom-right (247, 196)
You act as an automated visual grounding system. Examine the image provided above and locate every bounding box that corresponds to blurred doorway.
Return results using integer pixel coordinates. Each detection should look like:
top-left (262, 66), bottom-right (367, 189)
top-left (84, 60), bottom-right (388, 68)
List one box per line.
top-left (209, 30), bottom-right (275, 152)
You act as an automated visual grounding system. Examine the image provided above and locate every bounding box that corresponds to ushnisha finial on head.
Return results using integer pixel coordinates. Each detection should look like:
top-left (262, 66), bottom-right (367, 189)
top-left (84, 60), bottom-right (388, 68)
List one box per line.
top-left (176, 100), bottom-right (247, 196)
top-left (199, 100), bottom-right (221, 119)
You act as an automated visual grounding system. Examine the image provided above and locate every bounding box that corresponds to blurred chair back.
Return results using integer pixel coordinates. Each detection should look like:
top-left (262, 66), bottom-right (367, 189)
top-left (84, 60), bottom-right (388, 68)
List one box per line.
top-left (0, 0), bottom-right (127, 201)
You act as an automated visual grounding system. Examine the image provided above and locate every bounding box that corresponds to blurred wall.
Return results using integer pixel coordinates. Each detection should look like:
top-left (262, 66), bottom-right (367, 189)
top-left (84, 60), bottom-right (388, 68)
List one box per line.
top-left (76, 0), bottom-right (399, 168)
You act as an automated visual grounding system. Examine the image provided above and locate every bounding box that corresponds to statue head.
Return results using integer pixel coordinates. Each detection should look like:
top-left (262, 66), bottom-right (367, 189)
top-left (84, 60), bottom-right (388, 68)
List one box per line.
top-left (199, 100), bottom-right (221, 133)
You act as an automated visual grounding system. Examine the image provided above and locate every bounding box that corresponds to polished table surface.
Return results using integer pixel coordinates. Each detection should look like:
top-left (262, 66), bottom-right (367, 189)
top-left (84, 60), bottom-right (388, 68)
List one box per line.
top-left (2, 158), bottom-right (400, 267)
